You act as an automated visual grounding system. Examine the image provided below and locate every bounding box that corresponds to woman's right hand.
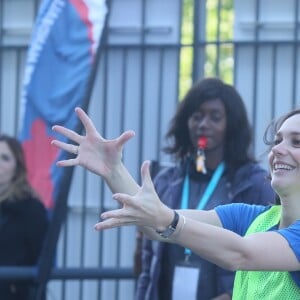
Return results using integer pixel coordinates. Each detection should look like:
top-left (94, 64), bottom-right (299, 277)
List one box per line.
top-left (94, 160), bottom-right (174, 236)
top-left (51, 107), bottom-right (135, 179)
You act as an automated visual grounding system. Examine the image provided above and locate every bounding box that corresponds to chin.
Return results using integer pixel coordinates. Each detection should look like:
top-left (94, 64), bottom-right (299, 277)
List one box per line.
top-left (271, 180), bottom-right (292, 196)
top-left (271, 178), bottom-right (284, 191)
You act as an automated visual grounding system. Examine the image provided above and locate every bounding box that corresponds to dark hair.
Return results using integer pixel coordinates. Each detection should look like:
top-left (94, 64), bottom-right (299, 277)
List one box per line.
top-left (264, 108), bottom-right (300, 147)
top-left (164, 77), bottom-right (254, 171)
top-left (0, 134), bottom-right (39, 202)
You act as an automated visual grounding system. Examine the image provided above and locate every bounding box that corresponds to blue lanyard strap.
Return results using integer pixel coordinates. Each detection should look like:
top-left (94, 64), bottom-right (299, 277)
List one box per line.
top-left (181, 162), bottom-right (225, 210)
top-left (181, 162), bottom-right (225, 256)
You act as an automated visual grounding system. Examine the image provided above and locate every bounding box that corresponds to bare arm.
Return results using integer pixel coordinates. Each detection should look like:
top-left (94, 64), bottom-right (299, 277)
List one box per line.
top-left (51, 108), bottom-right (300, 273)
top-left (96, 161), bottom-right (300, 272)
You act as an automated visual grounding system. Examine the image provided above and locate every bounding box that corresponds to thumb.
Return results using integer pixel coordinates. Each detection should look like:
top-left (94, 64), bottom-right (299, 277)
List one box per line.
top-left (140, 160), bottom-right (154, 190)
top-left (117, 130), bottom-right (135, 148)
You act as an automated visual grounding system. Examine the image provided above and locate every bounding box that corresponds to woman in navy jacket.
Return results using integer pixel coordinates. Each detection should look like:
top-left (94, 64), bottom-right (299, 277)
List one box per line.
top-left (0, 134), bottom-right (48, 300)
top-left (135, 78), bottom-right (275, 300)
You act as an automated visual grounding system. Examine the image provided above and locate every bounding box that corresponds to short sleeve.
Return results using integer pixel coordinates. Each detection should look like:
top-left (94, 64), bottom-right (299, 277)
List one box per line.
top-left (215, 203), bottom-right (271, 236)
top-left (277, 221), bottom-right (300, 262)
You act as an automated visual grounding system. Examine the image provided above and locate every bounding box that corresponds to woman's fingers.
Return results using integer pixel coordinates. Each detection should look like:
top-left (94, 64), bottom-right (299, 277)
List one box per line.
top-left (52, 125), bottom-right (82, 144)
top-left (94, 217), bottom-right (133, 230)
top-left (51, 140), bottom-right (78, 154)
top-left (56, 158), bottom-right (78, 167)
top-left (94, 192), bottom-right (138, 230)
top-left (116, 130), bottom-right (135, 149)
top-left (75, 107), bottom-right (100, 137)
top-left (95, 204), bottom-right (136, 230)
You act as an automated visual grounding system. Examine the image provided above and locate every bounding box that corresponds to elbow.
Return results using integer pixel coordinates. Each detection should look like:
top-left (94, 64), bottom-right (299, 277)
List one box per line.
top-left (218, 261), bottom-right (239, 272)
top-left (216, 253), bottom-right (249, 272)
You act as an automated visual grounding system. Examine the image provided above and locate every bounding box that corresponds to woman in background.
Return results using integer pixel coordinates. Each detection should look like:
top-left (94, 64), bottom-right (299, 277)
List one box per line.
top-left (0, 134), bottom-right (48, 300)
top-left (134, 78), bottom-right (275, 300)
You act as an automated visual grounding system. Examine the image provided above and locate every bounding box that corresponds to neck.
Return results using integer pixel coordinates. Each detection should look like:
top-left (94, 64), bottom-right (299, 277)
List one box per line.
top-left (204, 146), bottom-right (224, 170)
top-left (278, 192), bottom-right (300, 228)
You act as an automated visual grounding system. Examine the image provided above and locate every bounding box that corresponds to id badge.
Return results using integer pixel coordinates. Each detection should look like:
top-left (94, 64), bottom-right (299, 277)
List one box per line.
top-left (172, 262), bottom-right (200, 300)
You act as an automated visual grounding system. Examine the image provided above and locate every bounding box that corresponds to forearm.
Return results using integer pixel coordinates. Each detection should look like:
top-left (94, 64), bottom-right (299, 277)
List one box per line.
top-left (169, 216), bottom-right (246, 270)
top-left (177, 209), bottom-right (222, 226)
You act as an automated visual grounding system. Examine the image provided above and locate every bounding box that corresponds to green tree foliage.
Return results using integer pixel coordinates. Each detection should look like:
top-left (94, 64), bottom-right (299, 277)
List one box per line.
top-left (180, 0), bottom-right (234, 100)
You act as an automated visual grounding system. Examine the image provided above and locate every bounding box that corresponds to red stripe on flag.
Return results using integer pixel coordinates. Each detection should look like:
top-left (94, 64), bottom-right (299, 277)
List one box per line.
top-left (22, 119), bottom-right (59, 209)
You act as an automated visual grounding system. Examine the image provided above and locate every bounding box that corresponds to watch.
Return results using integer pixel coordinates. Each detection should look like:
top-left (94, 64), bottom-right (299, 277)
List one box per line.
top-left (156, 210), bottom-right (179, 238)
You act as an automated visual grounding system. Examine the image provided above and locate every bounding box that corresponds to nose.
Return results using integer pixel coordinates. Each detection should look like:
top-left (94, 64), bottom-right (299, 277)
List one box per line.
top-left (197, 116), bottom-right (209, 128)
top-left (271, 142), bottom-right (287, 156)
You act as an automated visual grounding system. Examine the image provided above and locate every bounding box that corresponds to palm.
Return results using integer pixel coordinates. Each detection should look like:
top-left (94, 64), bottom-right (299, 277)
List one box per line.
top-left (76, 132), bottom-right (124, 176)
top-left (96, 161), bottom-right (170, 230)
top-left (52, 107), bottom-right (135, 177)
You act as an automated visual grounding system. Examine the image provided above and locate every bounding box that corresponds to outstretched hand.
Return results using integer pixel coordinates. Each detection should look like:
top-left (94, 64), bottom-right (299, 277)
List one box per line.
top-left (51, 107), bottom-right (135, 177)
top-left (94, 160), bottom-right (173, 232)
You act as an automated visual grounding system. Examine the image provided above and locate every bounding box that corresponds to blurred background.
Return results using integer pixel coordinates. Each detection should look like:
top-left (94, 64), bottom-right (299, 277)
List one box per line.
top-left (1, 0), bottom-right (300, 299)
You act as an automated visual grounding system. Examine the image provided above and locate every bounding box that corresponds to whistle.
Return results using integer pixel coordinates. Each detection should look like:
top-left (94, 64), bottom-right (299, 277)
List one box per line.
top-left (196, 136), bottom-right (207, 174)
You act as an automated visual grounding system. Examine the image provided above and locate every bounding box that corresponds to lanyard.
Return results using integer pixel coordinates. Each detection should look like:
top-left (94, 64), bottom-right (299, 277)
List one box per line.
top-left (181, 162), bottom-right (225, 257)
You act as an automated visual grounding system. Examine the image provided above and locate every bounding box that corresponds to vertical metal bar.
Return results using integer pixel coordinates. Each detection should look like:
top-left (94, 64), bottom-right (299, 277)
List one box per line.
top-left (34, 0), bottom-right (40, 15)
top-left (97, 3), bottom-right (112, 297)
top-left (271, 45), bottom-right (277, 120)
top-left (138, 0), bottom-right (146, 177)
top-left (215, 0), bottom-right (222, 77)
top-left (233, 41), bottom-right (237, 85)
top-left (291, 0), bottom-right (299, 108)
top-left (78, 170), bottom-right (88, 299)
top-left (251, 0), bottom-right (260, 151)
top-left (61, 222), bottom-right (68, 300)
top-left (193, 0), bottom-right (206, 81)
top-left (98, 20), bottom-right (111, 300)
top-left (156, 48), bottom-right (164, 160)
top-left (98, 48), bottom-right (108, 300)
top-left (115, 46), bottom-right (127, 300)
top-left (0, 0), bottom-right (3, 133)
top-left (14, 50), bottom-right (21, 136)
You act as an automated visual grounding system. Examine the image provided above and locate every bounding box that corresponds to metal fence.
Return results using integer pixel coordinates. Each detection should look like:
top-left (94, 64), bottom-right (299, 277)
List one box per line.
top-left (1, 0), bottom-right (300, 299)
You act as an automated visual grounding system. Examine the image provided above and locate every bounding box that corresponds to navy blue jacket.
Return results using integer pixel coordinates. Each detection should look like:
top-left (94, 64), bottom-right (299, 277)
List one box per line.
top-left (0, 196), bottom-right (48, 300)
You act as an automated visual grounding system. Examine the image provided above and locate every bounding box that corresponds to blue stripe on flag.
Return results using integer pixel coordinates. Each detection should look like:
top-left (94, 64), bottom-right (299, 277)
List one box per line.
top-left (19, 0), bottom-right (107, 209)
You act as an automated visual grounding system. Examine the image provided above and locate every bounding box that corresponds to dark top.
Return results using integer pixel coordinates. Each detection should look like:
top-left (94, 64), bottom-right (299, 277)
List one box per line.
top-left (135, 159), bottom-right (276, 300)
top-left (0, 196), bottom-right (49, 300)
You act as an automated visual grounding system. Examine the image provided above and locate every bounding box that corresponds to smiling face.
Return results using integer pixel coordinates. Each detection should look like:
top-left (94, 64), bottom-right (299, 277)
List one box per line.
top-left (268, 113), bottom-right (300, 195)
top-left (0, 141), bottom-right (16, 191)
top-left (188, 98), bottom-right (227, 154)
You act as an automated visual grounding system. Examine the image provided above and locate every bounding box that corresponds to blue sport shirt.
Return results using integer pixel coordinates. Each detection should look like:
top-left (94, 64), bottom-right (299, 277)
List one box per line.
top-left (215, 203), bottom-right (300, 287)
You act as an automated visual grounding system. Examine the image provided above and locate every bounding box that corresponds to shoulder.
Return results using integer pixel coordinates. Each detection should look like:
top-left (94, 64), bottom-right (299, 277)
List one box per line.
top-left (19, 197), bottom-right (48, 222)
top-left (215, 203), bottom-right (272, 235)
top-left (230, 162), bottom-right (275, 204)
top-left (277, 221), bottom-right (300, 262)
top-left (23, 196), bottom-right (47, 211)
top-left (234, 162), bottom-right (269, 180)
top-left (152, 164), bottom-right (184, 206)
top-left (153, 163), bottom-right (183, 185)
top-left (1, 196), bottom-right (46, 213)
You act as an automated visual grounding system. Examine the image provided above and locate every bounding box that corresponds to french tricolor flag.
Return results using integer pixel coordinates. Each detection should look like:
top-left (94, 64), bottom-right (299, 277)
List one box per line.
top-left (19, 0), bottom-right (107, 209)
